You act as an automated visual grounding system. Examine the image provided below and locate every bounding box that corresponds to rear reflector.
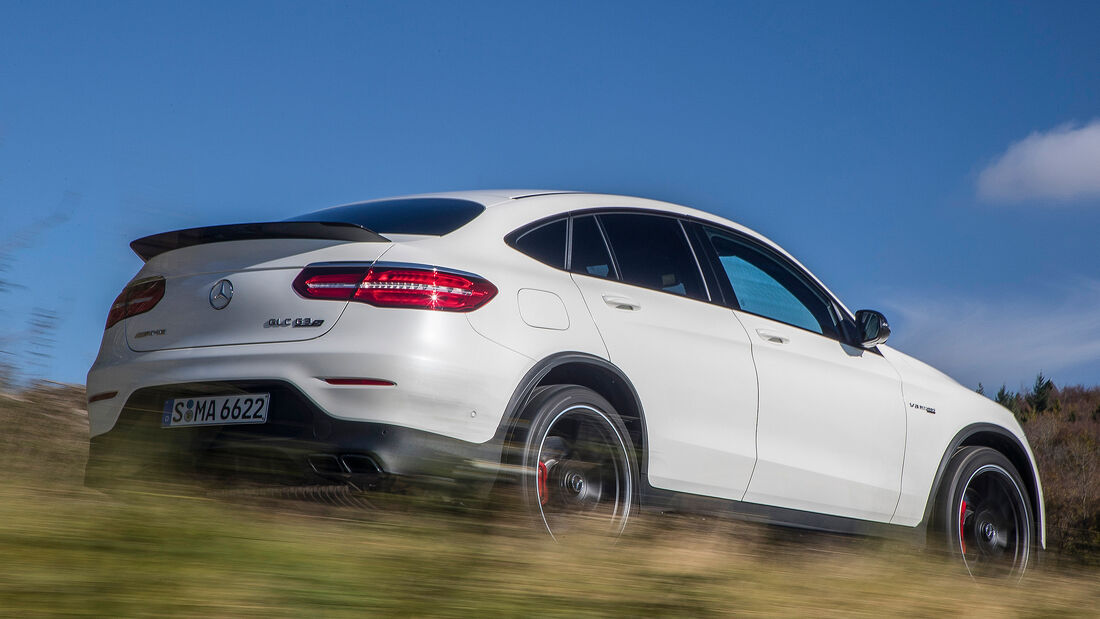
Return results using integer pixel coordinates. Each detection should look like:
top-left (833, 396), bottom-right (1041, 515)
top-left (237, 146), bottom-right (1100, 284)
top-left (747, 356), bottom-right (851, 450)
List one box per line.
top-left (294, 264), bottom-right (496, 312)
top-left (88, 391), bottom-right (119, 404)
top-left (322, 378), bottom-right (396, 386)
top-left (105, 277), bottom-right (165, 329)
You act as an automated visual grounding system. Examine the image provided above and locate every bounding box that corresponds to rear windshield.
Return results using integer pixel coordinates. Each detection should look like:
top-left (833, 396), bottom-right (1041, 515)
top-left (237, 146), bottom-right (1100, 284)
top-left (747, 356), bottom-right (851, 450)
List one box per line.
top-left (287, 198), bottom-right (485, 235)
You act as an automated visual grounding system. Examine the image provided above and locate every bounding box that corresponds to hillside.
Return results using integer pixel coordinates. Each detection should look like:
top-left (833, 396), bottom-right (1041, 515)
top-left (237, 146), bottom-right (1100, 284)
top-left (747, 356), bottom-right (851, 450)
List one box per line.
top-left (986, 375), bottom-right (1100, 558)
top-left (0, 378), bottom-right (1096, 615)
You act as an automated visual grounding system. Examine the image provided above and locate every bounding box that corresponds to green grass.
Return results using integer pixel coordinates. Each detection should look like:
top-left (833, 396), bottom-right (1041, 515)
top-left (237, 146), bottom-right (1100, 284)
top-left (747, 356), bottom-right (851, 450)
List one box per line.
top-left (1, 383), bottom-right (1098, 616)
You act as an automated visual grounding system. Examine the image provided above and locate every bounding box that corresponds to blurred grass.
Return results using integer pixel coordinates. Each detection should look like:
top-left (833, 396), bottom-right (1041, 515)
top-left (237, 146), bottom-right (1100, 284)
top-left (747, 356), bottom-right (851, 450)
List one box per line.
top-left (3, 485), bottom-right (1100, 617)
top-left (1, 383), bottom-right (1099, 616)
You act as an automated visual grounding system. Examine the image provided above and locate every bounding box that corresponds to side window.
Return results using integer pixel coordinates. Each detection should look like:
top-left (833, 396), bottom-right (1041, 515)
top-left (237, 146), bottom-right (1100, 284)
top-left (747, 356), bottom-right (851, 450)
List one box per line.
top-left (570, 215), bottom-right (615, 279)
top-left (705, 228), bottom-right (837, 337)
top-left (512, 219), bottom-right (566, 268)
top-left (599, 213), bottom-right (707, 300)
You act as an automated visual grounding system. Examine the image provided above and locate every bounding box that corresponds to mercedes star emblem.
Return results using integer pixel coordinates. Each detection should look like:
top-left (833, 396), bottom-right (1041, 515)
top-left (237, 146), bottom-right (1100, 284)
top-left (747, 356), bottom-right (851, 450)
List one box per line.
top-left (209, 279), bottom-right (234, 310)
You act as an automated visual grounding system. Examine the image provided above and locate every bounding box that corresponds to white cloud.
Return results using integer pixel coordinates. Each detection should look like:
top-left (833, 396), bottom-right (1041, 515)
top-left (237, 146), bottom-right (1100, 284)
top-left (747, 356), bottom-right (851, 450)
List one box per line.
top-left (883, 281), bottom-right (1100, 389)
top-left (977, 120), bottom-right (1100, 203)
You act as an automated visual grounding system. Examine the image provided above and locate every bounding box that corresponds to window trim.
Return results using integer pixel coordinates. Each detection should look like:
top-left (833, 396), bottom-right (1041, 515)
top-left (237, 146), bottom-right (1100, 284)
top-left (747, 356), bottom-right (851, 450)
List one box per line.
top-left (504, 214), bottom-right (567, 254)
top-left (695, 223), bottom-right (854, 342)
top-left (592, 211), bottom-right (711, 303)
top-left (567, 213), bottom-right (619, 280)
top-left (504, 207), bottom-right (855, 327)
top-left (683, 220), bottom-right (729, 306)
top-left (678, 219), bottom-right (712, 303)
top-left (592, 214), bottom-right (621, 280)
top-left (510, 217), bottom-right (569, 270)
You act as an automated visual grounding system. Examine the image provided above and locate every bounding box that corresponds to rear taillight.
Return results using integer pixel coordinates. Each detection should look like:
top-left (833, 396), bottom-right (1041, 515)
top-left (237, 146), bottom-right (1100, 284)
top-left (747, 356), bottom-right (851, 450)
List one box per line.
top-left (292, 268), bottom-right (368, 300)
top-left (357, 267), bottom-right (497, 311)
top-left (293, 264), bottom-right (497, 312)
top-left (105, 277), bottom-right (165, 329)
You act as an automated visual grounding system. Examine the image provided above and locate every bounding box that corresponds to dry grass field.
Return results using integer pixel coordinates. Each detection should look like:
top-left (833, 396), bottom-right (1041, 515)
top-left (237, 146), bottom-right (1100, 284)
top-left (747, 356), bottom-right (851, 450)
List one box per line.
top-left (1, 381), bottom-right (1097, 617)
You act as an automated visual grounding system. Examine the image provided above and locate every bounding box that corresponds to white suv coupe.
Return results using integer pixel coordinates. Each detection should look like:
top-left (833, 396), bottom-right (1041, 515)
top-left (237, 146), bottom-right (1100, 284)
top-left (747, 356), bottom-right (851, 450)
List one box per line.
top-left (87, 191), bottom-right (1043, 577)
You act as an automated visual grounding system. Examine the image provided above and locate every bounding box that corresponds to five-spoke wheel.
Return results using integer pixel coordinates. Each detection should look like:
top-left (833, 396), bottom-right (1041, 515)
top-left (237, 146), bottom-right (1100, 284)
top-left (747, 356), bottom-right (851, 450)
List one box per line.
top-left (518, 385), bottom-right (636, 540)
top-left (937, 446), bottom-right (1033, 579)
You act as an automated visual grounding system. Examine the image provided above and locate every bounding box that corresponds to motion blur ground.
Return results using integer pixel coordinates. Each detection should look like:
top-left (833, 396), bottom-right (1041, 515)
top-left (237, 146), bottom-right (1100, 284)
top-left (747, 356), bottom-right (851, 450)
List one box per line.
top-left (1, 381), bottom-right (1099, 616)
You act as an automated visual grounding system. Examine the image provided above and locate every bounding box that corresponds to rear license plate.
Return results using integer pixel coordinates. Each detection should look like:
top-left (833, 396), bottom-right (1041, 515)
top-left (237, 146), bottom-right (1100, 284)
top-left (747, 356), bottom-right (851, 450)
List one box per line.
top-left (161, 394), bottom-right (270, 428)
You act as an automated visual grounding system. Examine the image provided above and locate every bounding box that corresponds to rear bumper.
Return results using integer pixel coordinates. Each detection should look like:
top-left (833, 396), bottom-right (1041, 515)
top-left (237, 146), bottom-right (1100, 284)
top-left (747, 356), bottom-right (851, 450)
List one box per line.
top-left (85, 380), bottom-right (505, 491)
top-left (87, 305), bottom-right (533, 443)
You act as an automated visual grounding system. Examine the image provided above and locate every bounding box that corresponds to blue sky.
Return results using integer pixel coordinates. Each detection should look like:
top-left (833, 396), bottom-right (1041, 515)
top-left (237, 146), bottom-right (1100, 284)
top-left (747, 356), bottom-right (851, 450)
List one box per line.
top-left (1, 1), bottom-right (1098, 390)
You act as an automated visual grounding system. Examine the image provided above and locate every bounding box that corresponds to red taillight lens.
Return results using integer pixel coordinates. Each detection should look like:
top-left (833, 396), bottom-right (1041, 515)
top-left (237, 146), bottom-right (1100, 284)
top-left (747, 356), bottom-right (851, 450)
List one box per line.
top-left (292, 267), bottom-right (369, 300)
top-left (356, 267), bottom-right (497, 311)
top-left (105, 277), bottom-right (165, 329)
top-left (293, 264), bottom-right (497, 312)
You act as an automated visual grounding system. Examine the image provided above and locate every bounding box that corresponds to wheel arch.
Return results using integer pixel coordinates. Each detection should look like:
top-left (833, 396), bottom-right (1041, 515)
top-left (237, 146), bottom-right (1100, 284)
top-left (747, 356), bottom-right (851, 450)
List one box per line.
top-left (922, 423), bottom-right (1044, 548)
top-left (495, 352), bottom-right (648, 476)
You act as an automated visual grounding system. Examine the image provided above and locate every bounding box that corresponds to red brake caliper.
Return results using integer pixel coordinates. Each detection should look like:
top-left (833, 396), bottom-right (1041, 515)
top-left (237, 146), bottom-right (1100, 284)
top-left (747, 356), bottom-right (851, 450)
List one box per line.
top-left (959, 499), bottom-right (968, 554)
top-left (538, 461), bottom-right (549, 505)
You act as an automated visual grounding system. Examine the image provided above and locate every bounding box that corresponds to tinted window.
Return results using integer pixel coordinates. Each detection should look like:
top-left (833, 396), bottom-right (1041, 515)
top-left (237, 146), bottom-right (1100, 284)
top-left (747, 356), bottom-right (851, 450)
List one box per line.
top-left (705, 228), bottom-right (836, 336)
top-left (513, 219), bottom-right (567, 268)
top-left (599, 214), bottom-right (707, 300)
top-left (287, 198), bottom-right (484, 235)
top-left (570, 215), bottom-right (615, 279)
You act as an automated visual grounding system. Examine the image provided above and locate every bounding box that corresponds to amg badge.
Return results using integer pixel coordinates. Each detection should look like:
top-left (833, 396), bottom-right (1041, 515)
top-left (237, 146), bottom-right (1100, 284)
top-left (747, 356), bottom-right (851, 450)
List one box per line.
top-left (909, 402), bottom-right (936, 414)
top-left (264, 317), bottom-right (325, 328)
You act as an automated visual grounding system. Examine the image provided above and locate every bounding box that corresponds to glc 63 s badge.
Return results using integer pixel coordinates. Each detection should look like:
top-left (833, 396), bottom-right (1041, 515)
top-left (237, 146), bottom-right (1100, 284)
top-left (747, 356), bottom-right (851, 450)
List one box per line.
top-left (264, 317), bottom-right (324, 328)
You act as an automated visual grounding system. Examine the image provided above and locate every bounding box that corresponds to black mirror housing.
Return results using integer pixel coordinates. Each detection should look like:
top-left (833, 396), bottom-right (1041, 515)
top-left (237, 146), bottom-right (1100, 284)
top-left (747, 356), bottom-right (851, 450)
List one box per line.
top-left (855, 309), bottom-right (890, 348)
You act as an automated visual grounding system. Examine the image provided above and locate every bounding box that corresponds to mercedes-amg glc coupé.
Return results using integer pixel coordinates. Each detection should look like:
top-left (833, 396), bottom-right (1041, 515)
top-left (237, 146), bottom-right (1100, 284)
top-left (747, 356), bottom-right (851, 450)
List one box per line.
top-left (87, 191), bottom-right (1043, 578)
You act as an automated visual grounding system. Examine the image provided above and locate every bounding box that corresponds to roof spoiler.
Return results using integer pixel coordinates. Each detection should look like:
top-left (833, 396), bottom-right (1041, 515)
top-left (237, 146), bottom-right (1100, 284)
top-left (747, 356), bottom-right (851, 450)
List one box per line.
top-left (130, 221), bottom-right (390, 261)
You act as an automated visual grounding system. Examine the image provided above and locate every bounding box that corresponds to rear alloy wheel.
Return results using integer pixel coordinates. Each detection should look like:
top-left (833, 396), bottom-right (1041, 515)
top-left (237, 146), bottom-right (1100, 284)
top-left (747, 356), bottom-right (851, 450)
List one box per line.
top-left (518, 385), bottom-right (636, 540)
top-left (936, 446), bottom-right (1033, 579)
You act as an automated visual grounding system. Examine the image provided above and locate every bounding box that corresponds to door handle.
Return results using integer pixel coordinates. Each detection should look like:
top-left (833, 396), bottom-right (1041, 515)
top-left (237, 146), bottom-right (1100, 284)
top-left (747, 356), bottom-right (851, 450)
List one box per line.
top-left (602, 295), bottom-right (641, 311)
top-left (756, 329), bottom-right (789, 344)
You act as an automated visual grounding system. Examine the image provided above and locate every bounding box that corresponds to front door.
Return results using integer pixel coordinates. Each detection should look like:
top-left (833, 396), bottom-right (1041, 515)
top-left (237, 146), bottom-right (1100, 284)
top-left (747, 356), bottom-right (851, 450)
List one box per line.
top-left (699, 225), bottom-right (906, 522)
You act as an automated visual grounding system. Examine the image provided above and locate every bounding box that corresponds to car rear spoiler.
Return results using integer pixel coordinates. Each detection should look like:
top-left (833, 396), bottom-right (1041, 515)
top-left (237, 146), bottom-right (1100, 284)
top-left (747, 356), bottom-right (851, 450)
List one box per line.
top-left (130, 221), bottom-right (391, 261)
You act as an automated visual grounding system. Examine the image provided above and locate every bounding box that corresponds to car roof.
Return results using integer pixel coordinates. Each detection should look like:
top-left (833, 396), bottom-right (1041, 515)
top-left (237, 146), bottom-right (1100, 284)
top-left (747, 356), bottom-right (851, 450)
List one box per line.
top-left (344, 190), bottom-right (735, 223)
top-left (336, 190), bottom-right (855, 319)
top-left (329, 190), bottom-right (576, 209)
top-left (348, 191), bottom-right (779, 262)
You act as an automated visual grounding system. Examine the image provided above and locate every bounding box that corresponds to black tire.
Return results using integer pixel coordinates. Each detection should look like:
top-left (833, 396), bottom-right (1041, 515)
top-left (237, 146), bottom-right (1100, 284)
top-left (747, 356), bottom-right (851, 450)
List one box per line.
top-left (934, 446), bottom-right (1033, 579)
top-left (513, 385), bottom-right (637, 539)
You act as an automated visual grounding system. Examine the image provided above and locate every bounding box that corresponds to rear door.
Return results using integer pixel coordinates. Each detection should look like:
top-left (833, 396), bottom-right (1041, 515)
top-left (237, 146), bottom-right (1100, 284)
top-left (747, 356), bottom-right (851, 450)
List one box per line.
top-left (696, 226), bottom-right (906, 522)
top-left (568, 212), bottom-right (759, 501)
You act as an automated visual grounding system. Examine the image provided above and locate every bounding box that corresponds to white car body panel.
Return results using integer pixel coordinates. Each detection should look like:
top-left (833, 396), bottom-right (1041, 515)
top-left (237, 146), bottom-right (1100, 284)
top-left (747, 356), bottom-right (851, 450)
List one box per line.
top-left (880, 346), bottom-right (1046, 545)
top-left (737, 311), bottom-right (906, 521)
top-left (571, 272), bottom-right (760, 501)
top-left (90, 291), bottom-right (531, 444)
top-left (125, 239), bottom-right (394, 350)
top-left (87, 189), bottom-right (1044, 548)
top-left (380, 237), bottom-right (608, 363)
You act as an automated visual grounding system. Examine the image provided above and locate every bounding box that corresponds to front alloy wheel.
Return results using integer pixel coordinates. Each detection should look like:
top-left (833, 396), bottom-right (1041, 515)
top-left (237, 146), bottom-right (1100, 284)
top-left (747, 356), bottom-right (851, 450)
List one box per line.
top-left (937, 446), bottom-right (1033, 579)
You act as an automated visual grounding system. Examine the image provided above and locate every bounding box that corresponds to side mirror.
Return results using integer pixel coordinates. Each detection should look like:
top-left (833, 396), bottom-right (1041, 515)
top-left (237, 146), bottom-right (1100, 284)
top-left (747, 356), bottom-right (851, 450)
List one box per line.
top-left (855, 309), bottom-right (890, 348)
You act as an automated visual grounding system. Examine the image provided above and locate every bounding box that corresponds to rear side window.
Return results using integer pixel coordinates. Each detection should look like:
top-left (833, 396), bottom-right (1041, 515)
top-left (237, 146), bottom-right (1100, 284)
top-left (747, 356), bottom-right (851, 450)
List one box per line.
top-left (599, 213), bottom-right (707, 300)
top-left (570, 215), bottom-right (615, 279)
top-left (287, 198), bottom-right (484, 235)
top-left (512, 219), bottom-right (567, 268)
